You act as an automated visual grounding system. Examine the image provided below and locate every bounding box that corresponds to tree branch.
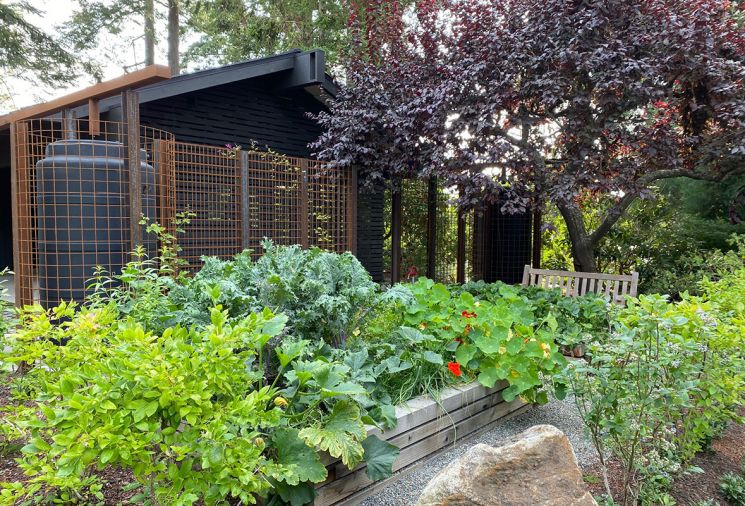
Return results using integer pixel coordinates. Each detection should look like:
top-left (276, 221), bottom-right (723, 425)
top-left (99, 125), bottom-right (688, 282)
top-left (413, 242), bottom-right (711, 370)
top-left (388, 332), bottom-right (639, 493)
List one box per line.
top-left (589, 166), bottom-right (745, 246)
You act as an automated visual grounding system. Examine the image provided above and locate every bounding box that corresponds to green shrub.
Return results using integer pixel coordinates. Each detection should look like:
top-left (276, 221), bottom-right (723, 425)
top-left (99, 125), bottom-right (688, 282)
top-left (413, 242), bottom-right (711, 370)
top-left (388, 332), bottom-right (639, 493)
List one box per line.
top-left (564, 268), bottom-right (745, 506)
top-left (351, 279), bottom-right (568, 406)
top-left (168, 240), bottom-right (377, 345)
top-left (721, 472), bottom-right (745, 506)
top-left (0, 298), bottom-right (398, 505)
top-left (0, 267), bottom-right (14, 340)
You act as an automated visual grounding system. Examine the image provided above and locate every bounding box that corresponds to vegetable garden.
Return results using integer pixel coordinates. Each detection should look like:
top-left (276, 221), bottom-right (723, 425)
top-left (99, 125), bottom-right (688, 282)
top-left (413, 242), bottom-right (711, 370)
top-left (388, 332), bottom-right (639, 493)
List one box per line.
top-left (0, 224), bottom-right (743, 506)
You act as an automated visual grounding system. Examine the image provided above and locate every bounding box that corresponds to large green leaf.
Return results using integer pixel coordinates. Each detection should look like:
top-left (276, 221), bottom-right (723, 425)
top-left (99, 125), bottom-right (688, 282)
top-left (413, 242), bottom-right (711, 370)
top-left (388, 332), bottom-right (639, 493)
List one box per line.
top-left (271, 428), bottom-right (327, 485)
top-left (362, 435), bottom-right (400, 481)
top-left (299, 400), bottom-right (367, 468)
top-left (273, 480), bottom-right (316, 506)
top-left (473, 326), bottom-right (509, 354)
top-left (455, 344), bottom-right (478, 366)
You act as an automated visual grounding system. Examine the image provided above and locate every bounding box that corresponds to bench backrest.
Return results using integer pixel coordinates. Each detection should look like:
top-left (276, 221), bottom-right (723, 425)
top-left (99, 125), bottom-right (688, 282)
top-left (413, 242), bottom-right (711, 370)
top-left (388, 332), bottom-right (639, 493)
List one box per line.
top-left (521, 265), bottom-right (639, 305)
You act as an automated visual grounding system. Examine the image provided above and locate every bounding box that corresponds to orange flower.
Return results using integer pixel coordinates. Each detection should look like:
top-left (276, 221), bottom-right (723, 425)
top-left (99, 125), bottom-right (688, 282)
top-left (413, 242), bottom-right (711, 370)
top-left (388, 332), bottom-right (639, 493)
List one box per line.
top-left (447, 362), bottom-right (462, 377)
top-left (461, 310), bottom-right (477, 319)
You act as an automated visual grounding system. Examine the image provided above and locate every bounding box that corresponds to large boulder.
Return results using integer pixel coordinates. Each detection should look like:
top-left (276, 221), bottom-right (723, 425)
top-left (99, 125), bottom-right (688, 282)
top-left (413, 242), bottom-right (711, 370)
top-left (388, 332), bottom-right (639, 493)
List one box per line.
top-left (416, 425), bottom-right (597, 506)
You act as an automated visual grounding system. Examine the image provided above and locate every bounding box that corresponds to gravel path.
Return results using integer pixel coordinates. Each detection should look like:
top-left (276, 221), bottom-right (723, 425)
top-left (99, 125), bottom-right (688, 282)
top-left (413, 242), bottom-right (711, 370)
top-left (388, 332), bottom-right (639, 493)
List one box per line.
top-left (360, 394), bottom-right (596, 506)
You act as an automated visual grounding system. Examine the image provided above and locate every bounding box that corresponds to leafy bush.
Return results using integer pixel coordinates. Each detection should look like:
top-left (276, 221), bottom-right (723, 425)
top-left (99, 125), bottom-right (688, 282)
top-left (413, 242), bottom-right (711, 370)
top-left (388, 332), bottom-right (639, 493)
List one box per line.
top-left (458, 280), bottom-right (614, 349)
top-left (168, 241), bottom-right (377, 345)
top-left (352, 279), bottom-right (568, 405)
top-left (0, 268), bottom-right (15, 340)
top-left (564, 268), bottom-right (745, 506)
top-left (0, 297), bottom-right (398, 505)
top-left (721, 472), bottom-right (745, 506)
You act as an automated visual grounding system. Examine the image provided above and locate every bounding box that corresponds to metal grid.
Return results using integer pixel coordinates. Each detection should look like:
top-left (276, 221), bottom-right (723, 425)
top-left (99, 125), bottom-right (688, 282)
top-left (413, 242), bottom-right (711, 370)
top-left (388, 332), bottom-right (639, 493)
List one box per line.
top-left (174, 142), bottom-right (242, 267)
top-left (175, 147), bottom-right (354, 270)
top-left (384, 178), bottom-right (475, 283)
top-left (11, 118), bottom-right (175, 307)
top-left (12, 120), bottom-right (355, 306)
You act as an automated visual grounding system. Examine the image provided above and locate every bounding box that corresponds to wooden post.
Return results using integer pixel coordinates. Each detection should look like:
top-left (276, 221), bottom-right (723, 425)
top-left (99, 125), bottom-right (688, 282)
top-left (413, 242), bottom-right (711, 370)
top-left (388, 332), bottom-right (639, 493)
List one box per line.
top-left (299, 159), bottom-right (309, 249)
top-left (62, 109), bottom-right (76, 140)
top-left (391, 186), bottom-right (402, 284)
top-left (10, 122), bottom-right (33, 306)
top-left (121, 90), bottom-right (142, 249)
top-left (346, 166), bottom-right (358, 254)
top-left (152, 139), bottom-right (175, 234)
top-left (88, 99), bottom-right (100, 137)
top-left (426, 177), bottom-right (437, 279)
top-left (456, 208), bottom-right (466, 284)
top-left (240, 151), bottom-right (252, 251)
top-left (532, 207), bottom-right (542, 268)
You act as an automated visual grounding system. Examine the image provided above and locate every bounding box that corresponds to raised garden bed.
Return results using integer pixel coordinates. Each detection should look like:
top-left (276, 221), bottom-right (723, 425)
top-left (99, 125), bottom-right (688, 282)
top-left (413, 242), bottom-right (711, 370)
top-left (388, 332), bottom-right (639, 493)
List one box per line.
top-left (315, 380), bottom-right (529, 505)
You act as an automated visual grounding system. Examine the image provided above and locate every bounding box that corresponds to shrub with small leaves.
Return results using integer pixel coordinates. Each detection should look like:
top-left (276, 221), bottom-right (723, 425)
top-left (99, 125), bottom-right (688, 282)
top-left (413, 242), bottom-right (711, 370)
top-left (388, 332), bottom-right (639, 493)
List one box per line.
top-left (721, 473), bottom-right (745, 506)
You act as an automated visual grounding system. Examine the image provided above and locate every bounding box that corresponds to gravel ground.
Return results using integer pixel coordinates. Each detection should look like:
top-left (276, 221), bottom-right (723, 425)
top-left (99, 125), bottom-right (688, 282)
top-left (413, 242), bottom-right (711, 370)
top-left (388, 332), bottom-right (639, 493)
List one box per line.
top-left (360, 394), bottom-right (596, 506)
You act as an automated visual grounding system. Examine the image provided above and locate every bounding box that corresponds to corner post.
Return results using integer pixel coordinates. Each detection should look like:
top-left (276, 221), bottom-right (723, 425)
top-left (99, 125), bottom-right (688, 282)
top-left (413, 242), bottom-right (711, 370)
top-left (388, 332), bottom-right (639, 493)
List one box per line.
top-left (122, 90), bottom-right (142, 249)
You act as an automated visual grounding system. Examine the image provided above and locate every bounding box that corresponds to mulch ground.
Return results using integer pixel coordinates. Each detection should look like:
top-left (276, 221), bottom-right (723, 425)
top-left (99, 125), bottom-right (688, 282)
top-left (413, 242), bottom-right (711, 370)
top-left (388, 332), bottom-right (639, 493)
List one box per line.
top-left (583, 412), bottom-right (745, 505)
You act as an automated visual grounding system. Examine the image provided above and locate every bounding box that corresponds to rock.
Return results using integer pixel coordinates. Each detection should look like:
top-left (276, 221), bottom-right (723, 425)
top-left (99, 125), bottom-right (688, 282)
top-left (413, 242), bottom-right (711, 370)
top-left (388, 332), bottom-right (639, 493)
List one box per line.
top-left (416, 424), bottom-right (597, 506)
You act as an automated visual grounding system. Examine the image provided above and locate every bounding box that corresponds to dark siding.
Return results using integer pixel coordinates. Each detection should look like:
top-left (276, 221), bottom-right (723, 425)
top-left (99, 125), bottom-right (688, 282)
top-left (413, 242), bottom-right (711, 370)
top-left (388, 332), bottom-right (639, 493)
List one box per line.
top-left (138, 75), bottom-right (325, 157)
top-left (0, 132), bottom-right (12, 269)
top-left (356, 189), bottom-right (385, 282)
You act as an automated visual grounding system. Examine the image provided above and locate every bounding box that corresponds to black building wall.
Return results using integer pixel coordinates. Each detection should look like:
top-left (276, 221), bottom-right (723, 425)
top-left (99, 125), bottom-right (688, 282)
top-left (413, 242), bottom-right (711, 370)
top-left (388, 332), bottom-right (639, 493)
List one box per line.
top-left (138, 76), bottom-right (326, 157)
top-left (356, 189), bottom-right (385, 282)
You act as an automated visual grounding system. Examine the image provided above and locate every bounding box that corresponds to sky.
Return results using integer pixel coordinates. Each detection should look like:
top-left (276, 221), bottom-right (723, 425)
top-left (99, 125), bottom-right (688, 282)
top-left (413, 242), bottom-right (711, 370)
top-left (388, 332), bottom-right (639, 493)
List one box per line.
top-left (3, 0), bottom-right (172, 114)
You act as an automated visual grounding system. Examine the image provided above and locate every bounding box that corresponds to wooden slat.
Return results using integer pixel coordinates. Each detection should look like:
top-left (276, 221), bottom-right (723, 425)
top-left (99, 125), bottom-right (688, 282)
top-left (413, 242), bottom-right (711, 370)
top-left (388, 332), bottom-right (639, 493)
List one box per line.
top-left (326, 386), bottom-right (507, 482)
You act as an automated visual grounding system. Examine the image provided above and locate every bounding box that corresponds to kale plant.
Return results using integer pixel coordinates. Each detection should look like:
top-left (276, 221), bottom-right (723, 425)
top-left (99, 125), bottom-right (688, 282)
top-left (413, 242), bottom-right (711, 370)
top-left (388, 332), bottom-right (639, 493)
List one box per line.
top-left (169, 240), bottom-right (378, 344)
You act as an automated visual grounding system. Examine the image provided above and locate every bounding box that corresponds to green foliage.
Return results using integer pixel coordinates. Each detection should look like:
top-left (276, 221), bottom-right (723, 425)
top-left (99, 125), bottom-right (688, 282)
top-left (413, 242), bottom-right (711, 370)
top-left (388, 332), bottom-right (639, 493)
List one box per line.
top-left (354, 279), bottom-right (569, 406)
top-left (0, 268), bottom-right (15, 340)
top-left (721, 472), bottom-right (745, 506)
top-left (564, 268), bottom-right (745, 506)
top-left (169, 240), bottom-right (378, 345)
top-left (0, 1), bottom-right (98, 90)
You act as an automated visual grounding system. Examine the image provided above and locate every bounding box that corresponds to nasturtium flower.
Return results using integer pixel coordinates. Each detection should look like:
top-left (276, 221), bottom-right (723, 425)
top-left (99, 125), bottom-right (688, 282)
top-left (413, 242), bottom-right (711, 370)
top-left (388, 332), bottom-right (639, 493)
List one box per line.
top-left (461, 310), bottom-right (477, 318)
top-left (447, 362), bottom-right (462, 377)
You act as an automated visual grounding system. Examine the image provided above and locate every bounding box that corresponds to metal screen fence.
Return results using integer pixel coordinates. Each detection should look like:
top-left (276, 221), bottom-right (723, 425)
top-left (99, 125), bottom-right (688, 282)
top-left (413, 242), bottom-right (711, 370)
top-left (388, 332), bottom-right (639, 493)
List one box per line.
top-left (384, 178), bottom-right (476, 284)
top-left (11, 119), bottom-right (355, 307)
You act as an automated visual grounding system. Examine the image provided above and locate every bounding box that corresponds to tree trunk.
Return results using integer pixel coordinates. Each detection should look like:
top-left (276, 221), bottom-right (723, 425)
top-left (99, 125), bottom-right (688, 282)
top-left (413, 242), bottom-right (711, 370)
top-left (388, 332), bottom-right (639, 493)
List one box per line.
top-left (557, 201), bottom-right (598, 272)
top-left (167, 0), bottom-right (180, 75)
top-left (144, 0), bottom-right (155, 66)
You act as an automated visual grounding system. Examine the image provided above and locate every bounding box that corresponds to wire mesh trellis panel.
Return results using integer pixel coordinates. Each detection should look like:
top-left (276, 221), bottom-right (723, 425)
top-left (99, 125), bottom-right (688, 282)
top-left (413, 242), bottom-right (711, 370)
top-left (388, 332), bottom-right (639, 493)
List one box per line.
top-left (434, 186), bottom-right (475, 284)
top-left (384, 178), bottom-right (475, 284)
top-left (173, 145), bottom-right (354, 270)
top-left (11, 118), bottom-right (175, 307)
top-left (173, 142), bottom-right (242, 269)
top-left (12, 121), bottom-right (355, 306)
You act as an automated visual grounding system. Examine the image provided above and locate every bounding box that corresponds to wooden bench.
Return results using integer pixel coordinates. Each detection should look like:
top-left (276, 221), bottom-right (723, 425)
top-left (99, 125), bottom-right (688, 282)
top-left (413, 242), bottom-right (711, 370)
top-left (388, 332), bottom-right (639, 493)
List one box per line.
top-left (521, 265), bottom-right (639, 305)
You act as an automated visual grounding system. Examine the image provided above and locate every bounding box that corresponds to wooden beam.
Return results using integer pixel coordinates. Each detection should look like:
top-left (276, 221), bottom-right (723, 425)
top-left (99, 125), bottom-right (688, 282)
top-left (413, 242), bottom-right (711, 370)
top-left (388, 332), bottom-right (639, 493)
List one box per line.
top-left (240, 151), bottom-right (252, 251)
top-left (9, 122), bottom-right (33, 306)
top-left (391, 187), bottom-right (402, 284)
top-left (299, 159), bottom-right (310, 249)
top-left (88, 99), bottom-right (100, 136)
top-left (122, 90), bottom-right (143, 249)
top-left (456, 204), bottom-right (466, 283)
top-left (0, 65), bottom-right (170, 128)
top-left (426, 177), bottom-right (437, 279)
top-left (346, 166), bottom-right (358, 255)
